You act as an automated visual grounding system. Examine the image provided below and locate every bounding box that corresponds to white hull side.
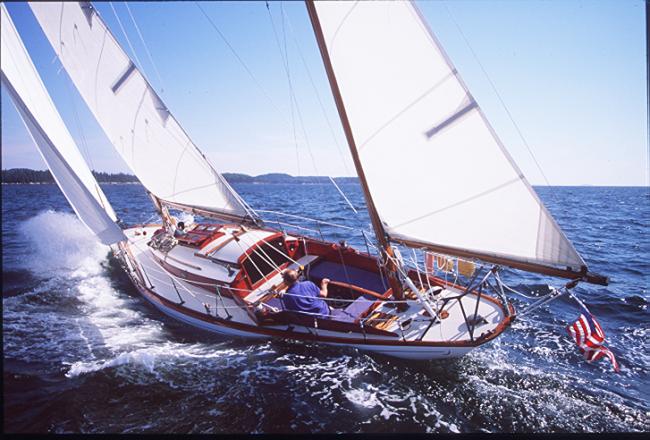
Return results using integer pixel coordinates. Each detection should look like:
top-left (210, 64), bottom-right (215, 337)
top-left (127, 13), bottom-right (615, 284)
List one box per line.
top-left (133, 275), bottom-right (476, 361)
top-left (115, 226), bottom-right (508, 361)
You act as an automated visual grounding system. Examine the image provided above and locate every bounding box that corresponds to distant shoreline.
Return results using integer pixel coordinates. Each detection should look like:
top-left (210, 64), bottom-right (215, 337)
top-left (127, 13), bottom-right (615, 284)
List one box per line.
top-left (1, 168), bottom-right (359, 185)
top-left (1, 181), bottom-right (142, 185)
top-left (1, 168), bottom-right (646, 188)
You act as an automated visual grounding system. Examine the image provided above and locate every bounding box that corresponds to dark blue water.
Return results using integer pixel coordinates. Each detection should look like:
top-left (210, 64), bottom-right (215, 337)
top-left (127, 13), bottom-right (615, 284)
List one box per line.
top-left (2, 183), bottom-right (648, 433)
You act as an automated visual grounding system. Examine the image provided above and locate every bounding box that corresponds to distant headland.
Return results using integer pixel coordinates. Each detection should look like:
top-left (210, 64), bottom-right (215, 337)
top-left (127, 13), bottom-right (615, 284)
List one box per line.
top-left (1, 168), bottom-right (359, 185)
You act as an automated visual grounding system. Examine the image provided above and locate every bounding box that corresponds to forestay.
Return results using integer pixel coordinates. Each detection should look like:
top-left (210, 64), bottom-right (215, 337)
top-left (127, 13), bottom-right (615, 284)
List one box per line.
top-left (1, 4), bottom-right (125, 245)
top-left (311, 1), bottom-right (585, 272)
top-left (29, 2), bottom-right (255, 222)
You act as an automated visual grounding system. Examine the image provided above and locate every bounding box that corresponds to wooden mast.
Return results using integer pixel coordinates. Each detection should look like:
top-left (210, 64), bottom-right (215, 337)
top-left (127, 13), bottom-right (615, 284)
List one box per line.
top-left (305, 0), bottom-right (404, 301)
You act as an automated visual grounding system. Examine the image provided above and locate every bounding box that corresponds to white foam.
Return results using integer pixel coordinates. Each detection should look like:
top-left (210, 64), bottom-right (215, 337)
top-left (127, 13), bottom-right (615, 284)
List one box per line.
top-left (65, 341), bottom-right (246, 379)
top-left (344, 387), bottom-right (381, 409)
top-left (18, 210), bottom-right (109, 277)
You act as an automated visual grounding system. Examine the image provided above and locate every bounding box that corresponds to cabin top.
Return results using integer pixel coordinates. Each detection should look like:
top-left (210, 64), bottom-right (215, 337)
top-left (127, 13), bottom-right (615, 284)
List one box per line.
top-left (154, 222), bottom-right (301, 289)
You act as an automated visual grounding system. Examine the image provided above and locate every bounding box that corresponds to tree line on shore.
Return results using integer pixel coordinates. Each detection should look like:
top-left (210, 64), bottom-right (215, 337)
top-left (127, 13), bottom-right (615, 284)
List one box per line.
top-left (1, 168), bottom-right (139, 184)
top-left (2, 168), bottom-right (358, 185)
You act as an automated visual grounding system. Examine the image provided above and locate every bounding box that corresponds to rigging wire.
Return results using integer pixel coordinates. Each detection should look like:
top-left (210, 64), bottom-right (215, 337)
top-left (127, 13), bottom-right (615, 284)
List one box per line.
top-left (267, 2), bottom-right (357, 212)
top-left (328, 176), bottom-right (358, 214)
top-left (197, 1), bottom-right (357, 215)
top-left (443, 3), bottom-right (554, 189)
top-left (282, 7), bottom-right (352, 176)
top-left (280, 2), bottom-right (303, 178)
top-left (267, 2), bottom-right (319, 178)
top-left (279, 5), bottom-right (359, 212)
top-left (267, 1), bottom-right (301, 176)
top-left (194, 1), bottom-right (289, 126)
top-left (279, 2), bottom-right (299, 176)
top-left (108, 2), bottom-right (145, 75)
top-left (123, 2), bottom-right (166, 94)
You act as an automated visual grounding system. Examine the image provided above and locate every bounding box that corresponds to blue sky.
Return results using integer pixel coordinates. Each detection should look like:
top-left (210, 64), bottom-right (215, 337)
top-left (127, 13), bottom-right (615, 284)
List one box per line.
top-left (1, 0), bottom-right (647, 186)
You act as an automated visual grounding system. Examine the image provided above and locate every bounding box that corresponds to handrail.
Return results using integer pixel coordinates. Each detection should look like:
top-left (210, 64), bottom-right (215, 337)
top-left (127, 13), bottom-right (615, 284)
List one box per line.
top-left (326, 280), bottom-right (388, 301)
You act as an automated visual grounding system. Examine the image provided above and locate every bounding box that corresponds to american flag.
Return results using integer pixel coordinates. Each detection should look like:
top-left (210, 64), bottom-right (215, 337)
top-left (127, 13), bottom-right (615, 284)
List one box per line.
top-left (567, 302), bottom-right (619, 372)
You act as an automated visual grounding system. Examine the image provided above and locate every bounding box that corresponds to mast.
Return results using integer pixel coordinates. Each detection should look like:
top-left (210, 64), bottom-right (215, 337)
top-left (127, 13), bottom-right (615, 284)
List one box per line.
top-left (305, 0), bottom-right (405, 300)
top-left (304, 1), bottom-right (609, 287)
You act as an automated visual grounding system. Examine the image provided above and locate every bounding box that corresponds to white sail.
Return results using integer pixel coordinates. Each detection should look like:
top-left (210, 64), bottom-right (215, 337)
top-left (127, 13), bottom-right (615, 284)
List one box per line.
top-left (1, 4), bottom-right (125, 245)
top-left (28, 2), bottom-right (255, 221)
top-left (311, 1), bottom-right (585, 271)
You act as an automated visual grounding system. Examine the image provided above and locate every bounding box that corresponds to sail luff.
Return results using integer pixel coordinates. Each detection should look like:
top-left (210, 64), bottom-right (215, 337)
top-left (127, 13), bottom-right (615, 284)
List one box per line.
top-left (28, 1), bottom-right (257, 222)
top-left (304, 0), bottom-right (388, 252)
top-left (1, 4), bottom-right (125, 245)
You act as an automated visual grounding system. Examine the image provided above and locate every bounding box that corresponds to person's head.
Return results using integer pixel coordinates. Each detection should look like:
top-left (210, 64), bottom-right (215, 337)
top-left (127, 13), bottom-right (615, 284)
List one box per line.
top-left (177, 221), bottom-right (185, 231)
top-left (282, 269), bottom-right (298, 286)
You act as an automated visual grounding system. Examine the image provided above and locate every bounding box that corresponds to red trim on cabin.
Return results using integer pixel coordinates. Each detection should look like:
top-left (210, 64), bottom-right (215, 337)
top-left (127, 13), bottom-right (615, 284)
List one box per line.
top-left (237, 232), bottom-right (291, 292)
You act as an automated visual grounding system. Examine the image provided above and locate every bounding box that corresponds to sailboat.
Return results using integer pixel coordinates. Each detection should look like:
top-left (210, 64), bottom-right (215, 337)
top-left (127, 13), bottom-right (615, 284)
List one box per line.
top-left (2, 1), bottom-right (608, 360)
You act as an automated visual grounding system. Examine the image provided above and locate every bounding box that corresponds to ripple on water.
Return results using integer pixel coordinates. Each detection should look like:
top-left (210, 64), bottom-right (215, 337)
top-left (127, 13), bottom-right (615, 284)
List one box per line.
top-left (3, 186), bottom-right (649, 433)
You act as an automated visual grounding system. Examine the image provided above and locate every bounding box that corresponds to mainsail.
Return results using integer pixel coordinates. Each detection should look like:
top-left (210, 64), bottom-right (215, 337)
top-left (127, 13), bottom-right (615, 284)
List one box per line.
top-left (1, 4), bottom-right (125, 245)
top-left (29, 2), bottom-right (256, 222)
top-left (308, 1), bottom-right (598, 280)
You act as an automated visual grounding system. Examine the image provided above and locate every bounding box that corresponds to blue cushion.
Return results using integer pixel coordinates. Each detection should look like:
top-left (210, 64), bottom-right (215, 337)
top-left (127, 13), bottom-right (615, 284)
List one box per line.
top-left (262, 291), bottom-right (376, 324)
top-left (308, 260), bottom-right (388, 294)
top-left (343, 295), bottom-right (375, 318)
top-left (329, 308), bottom-right (355, 323)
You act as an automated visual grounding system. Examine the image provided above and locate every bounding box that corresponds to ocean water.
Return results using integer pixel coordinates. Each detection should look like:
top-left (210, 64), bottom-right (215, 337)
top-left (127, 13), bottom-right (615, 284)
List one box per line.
top-left (2, 183), bottom-right (648, 433)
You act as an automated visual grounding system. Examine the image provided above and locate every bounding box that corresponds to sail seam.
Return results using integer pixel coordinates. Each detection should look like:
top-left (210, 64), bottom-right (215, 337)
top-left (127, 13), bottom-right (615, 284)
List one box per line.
top-left (129, 87), bottom-right (148, 170)
top-left (328, 1), bottom-right (360, 52)
top-left (172, 142), bottom-right (191, 199)
top-left (358, 70), bottom-right (457, 151)
top-left (160, 182), bottom-right (218, 199)
top-left (94, 30), bottom-right (107, 109)
top-left (390, 177), bottom-right (521, 230)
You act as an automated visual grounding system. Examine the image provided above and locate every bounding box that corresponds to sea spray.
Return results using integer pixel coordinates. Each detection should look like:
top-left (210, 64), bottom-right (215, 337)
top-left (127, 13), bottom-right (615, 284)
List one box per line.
top-left (17, 210), bottom-right (109, 276)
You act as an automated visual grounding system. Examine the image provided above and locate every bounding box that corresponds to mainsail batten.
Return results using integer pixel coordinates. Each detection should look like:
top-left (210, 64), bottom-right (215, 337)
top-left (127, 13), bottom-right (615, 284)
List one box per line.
top-left (310, 1), bottom-right (588, 275)
top-left (1, 4), bottom-right (125, 245)
top-left (29, 2), bottom-right (256, 222)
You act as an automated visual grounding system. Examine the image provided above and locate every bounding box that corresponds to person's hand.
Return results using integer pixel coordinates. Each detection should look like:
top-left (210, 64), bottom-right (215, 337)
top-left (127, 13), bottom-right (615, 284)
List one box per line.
top-left (321, 278), bottom-right (330, 286)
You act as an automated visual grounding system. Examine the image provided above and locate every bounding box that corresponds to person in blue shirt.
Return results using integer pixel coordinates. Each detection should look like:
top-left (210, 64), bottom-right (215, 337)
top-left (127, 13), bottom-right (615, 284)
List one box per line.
top-left (281, 269), bottom-right (330, 318)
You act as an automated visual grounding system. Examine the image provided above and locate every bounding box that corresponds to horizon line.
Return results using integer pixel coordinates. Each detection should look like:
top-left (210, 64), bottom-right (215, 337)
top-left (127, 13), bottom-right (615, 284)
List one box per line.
top-left (2, 168), bottom-right (648, 188)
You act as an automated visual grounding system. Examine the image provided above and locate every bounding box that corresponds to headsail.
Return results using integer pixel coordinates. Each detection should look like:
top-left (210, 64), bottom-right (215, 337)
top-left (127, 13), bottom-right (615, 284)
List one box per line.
top-left (29, 2), bottom-right (256, 222)
top-left (1, 4), bottom-right (125, 245)
top-left (309, 1), bottom-right (601, 281)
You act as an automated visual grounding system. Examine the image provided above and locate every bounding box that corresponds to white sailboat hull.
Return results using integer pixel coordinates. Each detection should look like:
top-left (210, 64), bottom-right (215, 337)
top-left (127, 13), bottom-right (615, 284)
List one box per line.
top-left (114, 225), bottom-right (510, 361)
top-left (134, 279), bottom-right (473, 360)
